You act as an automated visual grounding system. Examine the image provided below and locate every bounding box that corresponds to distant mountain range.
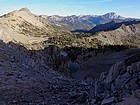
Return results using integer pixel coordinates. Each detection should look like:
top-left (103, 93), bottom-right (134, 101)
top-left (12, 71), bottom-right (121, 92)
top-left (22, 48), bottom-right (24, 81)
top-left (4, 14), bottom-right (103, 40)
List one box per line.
top-left (0, 8), bottom-right (140, 49)
top-left (40, 12), bottom-right (139, 31)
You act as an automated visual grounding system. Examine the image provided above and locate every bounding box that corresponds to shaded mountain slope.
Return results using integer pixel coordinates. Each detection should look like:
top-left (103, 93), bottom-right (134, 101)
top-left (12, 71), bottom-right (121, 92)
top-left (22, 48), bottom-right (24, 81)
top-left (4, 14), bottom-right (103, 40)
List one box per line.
top-left (0, 40), bottom-right (91, 104)
top-left (89, 20), bottom-right (140, 34)
top-left (0, 40), bottom-right (139, 104)
top-left (73, 48), bottom-right (140, 79)
top-left (93, 22), bottom-right (140, 47)
top-left (47, 21), bottom-right (140, 50)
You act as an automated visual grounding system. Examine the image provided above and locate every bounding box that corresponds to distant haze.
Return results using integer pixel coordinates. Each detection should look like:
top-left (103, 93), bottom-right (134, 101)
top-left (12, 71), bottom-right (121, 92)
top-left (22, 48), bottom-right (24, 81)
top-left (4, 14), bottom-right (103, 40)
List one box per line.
top-left (0, 0), bottom-right (140, 18)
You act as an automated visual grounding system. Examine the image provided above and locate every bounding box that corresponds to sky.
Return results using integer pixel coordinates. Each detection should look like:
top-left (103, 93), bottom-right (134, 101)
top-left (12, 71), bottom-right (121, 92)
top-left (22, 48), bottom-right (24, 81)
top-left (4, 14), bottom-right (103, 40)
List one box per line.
top-left (0, 0), bottom-right (140, 18)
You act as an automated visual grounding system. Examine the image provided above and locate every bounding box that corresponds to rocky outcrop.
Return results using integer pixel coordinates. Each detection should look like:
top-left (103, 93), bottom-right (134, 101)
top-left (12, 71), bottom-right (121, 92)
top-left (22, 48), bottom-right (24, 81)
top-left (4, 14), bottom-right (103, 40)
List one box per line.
top-left (91, 53), bottom-right (140, 105)
top-left (44, 46), bottom-right (70, 74)
top-left (116, 90), bottom-right (140, 105)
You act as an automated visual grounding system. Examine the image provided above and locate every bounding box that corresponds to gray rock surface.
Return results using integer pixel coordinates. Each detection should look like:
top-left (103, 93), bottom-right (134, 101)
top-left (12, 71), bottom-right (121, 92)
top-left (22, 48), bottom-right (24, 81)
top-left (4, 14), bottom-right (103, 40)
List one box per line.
top-left (0, 40), bottom-right (140, 104)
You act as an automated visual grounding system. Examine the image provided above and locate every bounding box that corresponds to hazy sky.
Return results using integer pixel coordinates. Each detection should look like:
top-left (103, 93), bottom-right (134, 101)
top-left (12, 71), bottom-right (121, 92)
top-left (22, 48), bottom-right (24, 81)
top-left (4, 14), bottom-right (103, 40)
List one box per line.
top-left (0, 0), bottom-right (140, 18)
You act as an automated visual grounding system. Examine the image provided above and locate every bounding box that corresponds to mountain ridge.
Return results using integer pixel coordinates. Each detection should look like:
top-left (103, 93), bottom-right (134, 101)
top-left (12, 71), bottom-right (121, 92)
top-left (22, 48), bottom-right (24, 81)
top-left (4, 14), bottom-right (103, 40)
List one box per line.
top-left (0, 8), bottom-right (71, 49)
top-left (89, 20), bottom-right (140, 34)
top-left (41, 12), bottom-right (139, 31)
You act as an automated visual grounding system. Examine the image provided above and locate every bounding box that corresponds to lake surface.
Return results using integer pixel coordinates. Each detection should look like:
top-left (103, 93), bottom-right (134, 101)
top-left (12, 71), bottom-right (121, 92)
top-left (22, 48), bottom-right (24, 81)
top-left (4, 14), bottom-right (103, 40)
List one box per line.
top-left (68, 61), bottom-right (80, 73)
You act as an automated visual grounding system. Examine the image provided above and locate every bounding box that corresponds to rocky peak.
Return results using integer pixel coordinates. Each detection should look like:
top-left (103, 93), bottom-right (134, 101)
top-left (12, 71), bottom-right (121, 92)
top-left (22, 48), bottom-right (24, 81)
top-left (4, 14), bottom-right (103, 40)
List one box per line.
top-left (102, 12), bottom-right (116, 18)
top-left (4, 7), bottom-right (32, 17)
top-left (102, 12), bottom-right (124, 19)
top-left (19, 7), bottom-right (31, 13)
top-left (106, 12), bottom-right (116, 16)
